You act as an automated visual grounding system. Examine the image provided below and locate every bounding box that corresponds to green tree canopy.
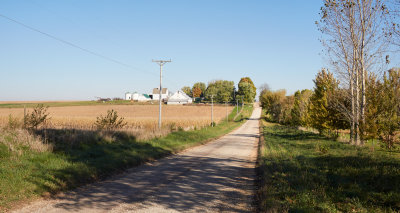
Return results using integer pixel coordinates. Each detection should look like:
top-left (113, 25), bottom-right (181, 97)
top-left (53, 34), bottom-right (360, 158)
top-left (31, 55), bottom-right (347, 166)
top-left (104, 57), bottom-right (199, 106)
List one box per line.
top-left (308, 69), bottom-right (341, 134)
top-left (237, 77), bottom-right (256, 103)
top-left (181, 86), bottom-right (192, 97)
top-left (204, 80), bottom-right (235, 103)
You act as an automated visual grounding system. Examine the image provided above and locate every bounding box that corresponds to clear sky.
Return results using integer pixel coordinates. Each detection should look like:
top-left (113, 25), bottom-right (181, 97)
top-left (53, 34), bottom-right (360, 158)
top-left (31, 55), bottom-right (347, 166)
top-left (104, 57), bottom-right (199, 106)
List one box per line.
top-left (0, 0), bottom-right (325, 101)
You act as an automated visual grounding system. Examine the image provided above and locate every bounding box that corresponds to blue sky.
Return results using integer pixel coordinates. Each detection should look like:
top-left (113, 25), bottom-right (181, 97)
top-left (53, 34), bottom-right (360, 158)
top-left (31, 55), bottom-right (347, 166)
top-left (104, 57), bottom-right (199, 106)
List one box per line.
top-left (0, 0), bottom-right (325, 100)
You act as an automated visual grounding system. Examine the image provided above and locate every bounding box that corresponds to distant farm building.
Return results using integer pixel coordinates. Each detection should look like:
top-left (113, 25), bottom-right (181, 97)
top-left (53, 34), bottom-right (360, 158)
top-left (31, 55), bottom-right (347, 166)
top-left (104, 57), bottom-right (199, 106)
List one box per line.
top-left (152, 88), bottom-right (172, 101)
top-left (125, 92), bottom-right (151, 102)
top-left (167, 90), bottom-right (193, 105)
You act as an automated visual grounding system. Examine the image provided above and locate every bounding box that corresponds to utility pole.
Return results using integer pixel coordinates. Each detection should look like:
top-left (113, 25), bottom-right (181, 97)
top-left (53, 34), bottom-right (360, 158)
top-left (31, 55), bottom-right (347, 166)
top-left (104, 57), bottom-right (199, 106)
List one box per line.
top-left (236, 99), bottom-right (238, 114)
top-left (226, 102), bottom-right (228, 122)
top-left (211, 95), bottom-right (214, 127)
top-left (152, 59), bottom-right (171, 129)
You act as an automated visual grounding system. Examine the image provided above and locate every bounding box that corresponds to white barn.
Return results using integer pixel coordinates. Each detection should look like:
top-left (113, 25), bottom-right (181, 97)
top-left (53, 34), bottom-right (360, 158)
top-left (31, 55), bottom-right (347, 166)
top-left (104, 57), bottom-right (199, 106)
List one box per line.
top-left (125, 92), bottom-right (151, 102)
top-left (167, 90), bottom-right (193, 105)
top-left (152, 88), bottom-right (171, 101)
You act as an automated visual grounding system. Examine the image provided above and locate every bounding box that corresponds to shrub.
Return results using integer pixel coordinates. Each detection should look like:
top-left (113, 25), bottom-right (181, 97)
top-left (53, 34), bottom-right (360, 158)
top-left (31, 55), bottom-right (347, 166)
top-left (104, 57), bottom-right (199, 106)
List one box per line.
top-left (25, 104), bottom-right (50, 130)
top-left (95, 109), bottom-right (127, 131)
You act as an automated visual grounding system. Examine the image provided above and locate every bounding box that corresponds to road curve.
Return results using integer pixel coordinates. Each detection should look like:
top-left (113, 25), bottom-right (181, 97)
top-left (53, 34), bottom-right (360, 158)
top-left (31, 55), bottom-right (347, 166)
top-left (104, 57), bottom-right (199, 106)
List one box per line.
top-left (15, 105), bottom-right (261, 213)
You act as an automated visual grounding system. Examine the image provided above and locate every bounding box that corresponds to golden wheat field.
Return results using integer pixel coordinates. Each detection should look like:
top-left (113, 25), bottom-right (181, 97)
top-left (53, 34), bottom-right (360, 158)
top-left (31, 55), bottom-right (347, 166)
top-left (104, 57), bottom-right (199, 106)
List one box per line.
top-left (0, 104), bottom-right (233, 130)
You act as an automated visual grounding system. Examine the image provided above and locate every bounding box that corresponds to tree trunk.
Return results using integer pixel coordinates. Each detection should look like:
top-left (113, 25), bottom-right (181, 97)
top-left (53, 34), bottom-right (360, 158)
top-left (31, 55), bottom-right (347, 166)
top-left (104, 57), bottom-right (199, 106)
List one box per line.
top-left (350, 77), bottom-right (355, 145)
top-left (355, 70), bottom-right (361, 146)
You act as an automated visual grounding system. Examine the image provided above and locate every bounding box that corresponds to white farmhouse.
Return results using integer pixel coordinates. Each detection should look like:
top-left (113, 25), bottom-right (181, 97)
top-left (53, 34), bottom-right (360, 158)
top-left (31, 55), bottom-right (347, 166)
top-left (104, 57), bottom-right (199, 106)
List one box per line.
top-left (152, 88), bottom-right (171, 101)
top-left (167, 90), bottom-right (193, 105)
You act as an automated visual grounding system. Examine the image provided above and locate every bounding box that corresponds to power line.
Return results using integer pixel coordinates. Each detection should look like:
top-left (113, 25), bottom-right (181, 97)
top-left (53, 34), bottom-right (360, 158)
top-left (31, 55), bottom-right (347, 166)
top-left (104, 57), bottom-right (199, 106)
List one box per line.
top-left (0, 13), bottom-right (183, 90)
top-left (0, 13), bottom-right (152, 75)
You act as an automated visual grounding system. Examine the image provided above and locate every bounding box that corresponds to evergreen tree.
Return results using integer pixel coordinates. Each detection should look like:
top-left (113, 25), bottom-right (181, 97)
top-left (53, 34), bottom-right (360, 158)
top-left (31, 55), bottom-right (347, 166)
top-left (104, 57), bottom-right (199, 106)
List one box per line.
top-left (308, 69), bottom-right (339, 134)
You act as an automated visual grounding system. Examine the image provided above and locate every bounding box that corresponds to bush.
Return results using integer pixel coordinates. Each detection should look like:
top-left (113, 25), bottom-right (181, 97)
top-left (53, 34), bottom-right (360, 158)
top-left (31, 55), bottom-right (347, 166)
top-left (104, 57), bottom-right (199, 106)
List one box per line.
top-left (25, 104), bottom-right (50, 130)
top-left (95, 109), bottom-right (127, 131)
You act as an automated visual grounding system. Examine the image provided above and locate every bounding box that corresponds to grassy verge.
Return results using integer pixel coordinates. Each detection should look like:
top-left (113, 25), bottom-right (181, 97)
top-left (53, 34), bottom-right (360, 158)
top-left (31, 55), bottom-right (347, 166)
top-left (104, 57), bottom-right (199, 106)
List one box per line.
top-left (257, 121), bottom-right (400, 212)
top-left (0, 104), bottom-right (253, 211)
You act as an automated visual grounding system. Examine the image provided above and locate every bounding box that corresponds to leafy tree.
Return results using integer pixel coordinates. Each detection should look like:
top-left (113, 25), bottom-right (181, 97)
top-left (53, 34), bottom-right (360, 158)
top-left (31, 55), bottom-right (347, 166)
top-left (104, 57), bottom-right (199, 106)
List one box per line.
top-left (192, 87), bottom-right (202, 98)
top-left (259, 89), bottom-right (286, 122)
top-left (280, 95), bottom-right (295, 125)
top-left (308, 69), bottom-right (340, 135)
top-left (376, 69), bottom-right (400, 149)
top-left (237, 77), bottom-right (256, 103)
top-left (364, 73), bottom-right (381, 145)
top-left (204, 80), bottom-right (235, 103)
top-left (181, 86), bottom-right (192, 97)
top-left (192, 82), bottom-right (206, 97)
top-left (291, 89), bottom-right (312, 127)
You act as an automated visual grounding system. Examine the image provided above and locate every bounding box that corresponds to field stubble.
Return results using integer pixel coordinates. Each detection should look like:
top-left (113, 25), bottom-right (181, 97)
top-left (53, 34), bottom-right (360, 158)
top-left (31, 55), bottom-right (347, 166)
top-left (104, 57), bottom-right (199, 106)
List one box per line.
top-left (0, 105), bottom-right (233, 140)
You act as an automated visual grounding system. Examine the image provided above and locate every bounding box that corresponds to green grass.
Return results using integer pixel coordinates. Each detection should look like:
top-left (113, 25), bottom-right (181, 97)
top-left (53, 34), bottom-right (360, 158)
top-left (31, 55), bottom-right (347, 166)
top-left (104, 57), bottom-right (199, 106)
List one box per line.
top-left (0, 104), bottom-right (253, 211)
top-left (257, 121), bottom-right (400, 212)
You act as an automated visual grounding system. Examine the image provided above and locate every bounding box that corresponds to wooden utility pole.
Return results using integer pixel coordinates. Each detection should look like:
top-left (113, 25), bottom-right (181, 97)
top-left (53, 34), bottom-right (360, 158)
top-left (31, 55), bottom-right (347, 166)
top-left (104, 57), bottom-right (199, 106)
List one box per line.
top-left (226, 102), bottom-right (228, 122)
top-left (152, 59), bottom-right (171, 129)
top-left (236, 99), bottom-right (238, 114)
top-left (211, 95), bottom-right (214, 127)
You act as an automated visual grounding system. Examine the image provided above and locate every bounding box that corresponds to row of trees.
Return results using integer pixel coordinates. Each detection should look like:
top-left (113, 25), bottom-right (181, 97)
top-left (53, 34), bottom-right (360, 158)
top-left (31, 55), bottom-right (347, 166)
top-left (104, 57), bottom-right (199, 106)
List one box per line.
top-left (181, 77), bottom-right (257, 103)
top-left (315, 0), bottom-right (400, 146)
top-left (260, 68), bottom-right (400, 149)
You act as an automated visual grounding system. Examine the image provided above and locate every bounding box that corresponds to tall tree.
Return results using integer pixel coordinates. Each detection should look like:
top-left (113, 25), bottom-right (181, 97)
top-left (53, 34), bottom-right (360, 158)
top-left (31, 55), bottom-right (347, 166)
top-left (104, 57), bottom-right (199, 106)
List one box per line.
top-left (237, 77), bottom-right (257, 103)
top-left (308, 69), bottom-right (340, 135)
top-left (318, 0), bottom-right (390, 145)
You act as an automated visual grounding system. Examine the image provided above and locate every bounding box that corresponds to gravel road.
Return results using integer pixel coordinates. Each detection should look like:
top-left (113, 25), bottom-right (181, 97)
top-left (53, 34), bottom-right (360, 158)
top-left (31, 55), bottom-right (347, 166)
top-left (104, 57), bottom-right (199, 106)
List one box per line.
top-left (14, 105), bottom-right (261, 213)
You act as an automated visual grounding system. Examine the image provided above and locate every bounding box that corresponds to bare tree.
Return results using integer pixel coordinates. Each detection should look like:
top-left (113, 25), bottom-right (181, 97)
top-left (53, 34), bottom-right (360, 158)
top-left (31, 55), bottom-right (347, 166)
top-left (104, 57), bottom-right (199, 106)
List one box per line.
top-left (318, 0), bottom-right (390, 145)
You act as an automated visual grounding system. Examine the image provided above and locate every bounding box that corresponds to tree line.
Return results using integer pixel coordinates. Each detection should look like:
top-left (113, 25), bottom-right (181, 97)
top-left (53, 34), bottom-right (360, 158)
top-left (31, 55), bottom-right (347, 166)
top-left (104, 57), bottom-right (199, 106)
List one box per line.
top-left (181, 77), bottom-right (257, 103)
top-left (260, 0), bottom-right (400, 149)
top-left (260, 68), bottom-right (400, 150)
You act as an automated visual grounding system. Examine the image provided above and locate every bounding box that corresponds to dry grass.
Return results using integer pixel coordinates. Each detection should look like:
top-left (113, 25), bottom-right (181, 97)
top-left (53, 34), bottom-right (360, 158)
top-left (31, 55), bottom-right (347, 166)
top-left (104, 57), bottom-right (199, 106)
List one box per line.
top-left (0, 128), bottom-right (52, 153)
top-left (0, 105), bottom-right (233, 140)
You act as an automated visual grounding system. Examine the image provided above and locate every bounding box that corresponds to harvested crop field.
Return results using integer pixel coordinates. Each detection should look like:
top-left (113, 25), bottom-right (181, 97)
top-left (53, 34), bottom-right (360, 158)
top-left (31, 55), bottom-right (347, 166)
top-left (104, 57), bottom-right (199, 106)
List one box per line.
top-left (0, 104), bottom-right (233, 130)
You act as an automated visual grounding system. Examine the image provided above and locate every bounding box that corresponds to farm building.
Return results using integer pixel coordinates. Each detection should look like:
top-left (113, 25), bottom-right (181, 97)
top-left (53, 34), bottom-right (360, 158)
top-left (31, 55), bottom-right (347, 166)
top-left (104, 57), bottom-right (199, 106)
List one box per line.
top-left (125, 92), bottom-right (151, 102)
top-left (125, 92), bottom-right (132, 100)
top-left (152, 88), bottom-right (172, 101)
top-left (167, 90), bottom-right (193, 105)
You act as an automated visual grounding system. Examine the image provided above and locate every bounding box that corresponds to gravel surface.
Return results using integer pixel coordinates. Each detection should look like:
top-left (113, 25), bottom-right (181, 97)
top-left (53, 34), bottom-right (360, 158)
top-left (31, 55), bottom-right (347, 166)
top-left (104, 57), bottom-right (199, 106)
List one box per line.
top-left (14, 105), bottom-right (261, 213)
